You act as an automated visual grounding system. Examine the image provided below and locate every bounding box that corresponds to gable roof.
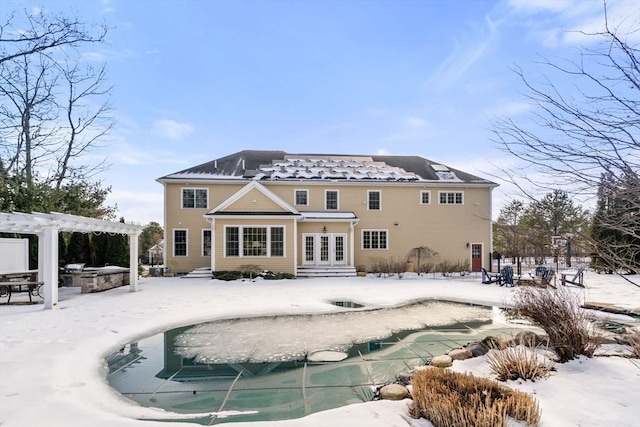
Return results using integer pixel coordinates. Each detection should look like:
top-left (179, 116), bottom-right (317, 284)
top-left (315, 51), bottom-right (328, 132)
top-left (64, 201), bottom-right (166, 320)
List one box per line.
top-left (206, 180), bottom-right (299, 216)
top-left (158, 150), bottom-right (496, 185)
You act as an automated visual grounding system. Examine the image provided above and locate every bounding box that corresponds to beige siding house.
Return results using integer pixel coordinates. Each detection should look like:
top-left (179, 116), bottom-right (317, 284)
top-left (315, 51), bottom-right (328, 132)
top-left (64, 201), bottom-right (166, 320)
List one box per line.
top-left (157, 150), bottom-right (498, 276)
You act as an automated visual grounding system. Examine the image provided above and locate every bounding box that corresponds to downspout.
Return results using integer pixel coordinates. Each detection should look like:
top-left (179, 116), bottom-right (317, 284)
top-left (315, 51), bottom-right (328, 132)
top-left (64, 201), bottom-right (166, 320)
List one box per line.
top-left (205, 215), bottom-right (215, 272)
top-left (350, 219), bottom-right (359, 268)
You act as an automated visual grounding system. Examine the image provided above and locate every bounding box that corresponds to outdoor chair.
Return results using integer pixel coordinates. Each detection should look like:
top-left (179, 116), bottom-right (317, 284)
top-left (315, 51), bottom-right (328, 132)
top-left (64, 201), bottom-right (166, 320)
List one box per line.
top-left (481, 268), bottom-right (501, 285)
top-left (561, 265), bottom-right (585, 287)
top-left (500, 266), bottom-right (514, 287)
top-left (540, 268), bottom-right (556, 288)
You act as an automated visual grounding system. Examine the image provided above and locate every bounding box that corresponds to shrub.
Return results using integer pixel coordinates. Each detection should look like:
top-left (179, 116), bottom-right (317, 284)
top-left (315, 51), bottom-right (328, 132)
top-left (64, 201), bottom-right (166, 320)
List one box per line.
top-left (238, 264), bottom-right (263, 279)
top-left (369, 256), bottom-right (413, 278)
top-left (417, 261), bottom-right (435, 275)
top-left (628, 330), bottom-right (640, 358)
top-left (487, 345), bottom-right (555, 381)
top-left (511, 286), bottom-right (601, 362)
top-left (262, 271), bottom-right (295, 280)
top-left (406, 246), bottom-right (439, 275)
top-left (211, 270), bottom-right (242, 281)
top-left (454, 259), bottom-right (470, 276)
top-left (410, 368), bottom-right (540, 426)
top-left (437, 260), bottom-right (456, 276)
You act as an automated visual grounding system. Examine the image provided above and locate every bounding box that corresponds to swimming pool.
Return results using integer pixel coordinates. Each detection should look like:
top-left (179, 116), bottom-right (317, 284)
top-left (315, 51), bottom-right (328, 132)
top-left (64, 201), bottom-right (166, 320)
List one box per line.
top-left (106, 300), bottom-right (531, 424)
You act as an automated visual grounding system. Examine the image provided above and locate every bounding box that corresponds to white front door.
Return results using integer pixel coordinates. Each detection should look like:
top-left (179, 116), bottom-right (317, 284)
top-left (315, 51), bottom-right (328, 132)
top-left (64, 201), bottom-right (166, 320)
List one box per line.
top-left (303, 233), bottom-right (347, 266)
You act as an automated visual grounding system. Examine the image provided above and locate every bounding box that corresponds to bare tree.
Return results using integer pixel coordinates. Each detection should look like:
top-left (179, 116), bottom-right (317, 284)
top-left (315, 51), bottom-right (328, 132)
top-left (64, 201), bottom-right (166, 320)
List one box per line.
top-left (491, 7), bottom-right (639, 285)
top-left (0, 8), bottom-right (112, 189)
top-left (56, 60), bottom-right (113, 189)
top-left (0, 10), bottom-right (107, 64)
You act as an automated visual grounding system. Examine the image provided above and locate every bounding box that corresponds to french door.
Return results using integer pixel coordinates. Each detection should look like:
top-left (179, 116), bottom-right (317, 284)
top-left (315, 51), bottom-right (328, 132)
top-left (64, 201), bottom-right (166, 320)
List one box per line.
top-left (303, 233), bottom-right (346, 266)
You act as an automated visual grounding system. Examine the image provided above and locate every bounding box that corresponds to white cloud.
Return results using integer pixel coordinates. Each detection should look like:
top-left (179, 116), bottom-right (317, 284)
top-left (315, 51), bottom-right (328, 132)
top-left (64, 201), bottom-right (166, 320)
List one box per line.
top-left (426, 15), bottom-right (500, 90)
top-left (106, 189), bottom-right (164, 225)
top-left (405, 116), bottom-right (427, 128)
top-left (376, 148), bottom-right (391, 155)
top-left (152, 119), bottom-right (194, 140)
top-left (485, 100), bottom-right (533, 117)
top-left (504, 0), bottom-right (639, 48)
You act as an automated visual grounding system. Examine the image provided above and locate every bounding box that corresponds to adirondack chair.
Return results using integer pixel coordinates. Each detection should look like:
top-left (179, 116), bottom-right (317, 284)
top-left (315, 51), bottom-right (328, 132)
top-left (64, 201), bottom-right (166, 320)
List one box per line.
top-left (561, 265), bottom-right (585, 287)
top-left (500, 266), bottom-right (514, 287)
top-left (540, 268), bottom-right (556, 288)
top-left (481, 268), bottom-right (501, 285)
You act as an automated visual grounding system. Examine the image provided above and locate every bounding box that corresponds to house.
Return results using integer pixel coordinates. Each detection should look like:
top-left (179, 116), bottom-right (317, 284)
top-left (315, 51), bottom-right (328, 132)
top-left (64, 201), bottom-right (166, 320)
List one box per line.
top-left (147, 240), bottom-right (164, 266)
top-left (156, 150), bottom-right (498, 276)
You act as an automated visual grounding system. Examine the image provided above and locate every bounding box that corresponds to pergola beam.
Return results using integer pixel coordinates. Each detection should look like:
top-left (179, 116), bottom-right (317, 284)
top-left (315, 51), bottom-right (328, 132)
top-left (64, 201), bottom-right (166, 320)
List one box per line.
top-left (0, 212), bottom-right (144, 309)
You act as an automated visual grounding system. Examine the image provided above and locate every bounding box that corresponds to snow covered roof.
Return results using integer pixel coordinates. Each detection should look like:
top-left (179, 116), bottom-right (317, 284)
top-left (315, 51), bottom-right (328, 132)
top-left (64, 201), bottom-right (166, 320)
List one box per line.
top-left (158, 150), bottom-right (497, 185)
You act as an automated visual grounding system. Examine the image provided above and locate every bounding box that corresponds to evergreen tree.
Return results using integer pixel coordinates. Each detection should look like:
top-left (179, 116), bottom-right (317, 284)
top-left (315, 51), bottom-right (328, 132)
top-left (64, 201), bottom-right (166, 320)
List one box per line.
top-left (591, 172), bottom-right (640, 274)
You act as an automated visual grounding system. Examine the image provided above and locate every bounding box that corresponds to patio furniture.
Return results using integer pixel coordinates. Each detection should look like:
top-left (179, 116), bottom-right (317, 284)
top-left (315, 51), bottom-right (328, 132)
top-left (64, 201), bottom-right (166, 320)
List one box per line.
top-left (561, 265), bottom-right (585, 287)
top-left (481, 268), bottom-right (501, 285)
top-left (500, 266), bottom-right (514, 287)
top-left (0, 280), bottom-right (44, 304)
top-left (540, 268), bottom-right (556, 288)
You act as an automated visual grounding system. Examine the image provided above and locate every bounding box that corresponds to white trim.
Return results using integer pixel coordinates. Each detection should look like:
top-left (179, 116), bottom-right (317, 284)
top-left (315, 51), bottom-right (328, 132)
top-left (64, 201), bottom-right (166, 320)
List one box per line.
top-left (367, 190), bottom-right (382, 211)
top-left (302, 233), bottom-right (347, 266)
top-left (324, 189), bottom-right (339, 210)
top-left (208, 181), bottom-right (298, 215)
top-left (210, 219), bottom-right (216, 272)
top-left (361, 229), bottom-right (389, 250)
top-left (294, 189), bottom-right (309, 206)
top-left (437, 190), bottom-right (464, 205)
top-left (223, 225), bottom-right (286, 258)
top-left (173, 228), bottom-right (188, 257)
top-left (202, 228), bottom-right (211, 257)
top-left (181, 187), bottom-right (209, 209)
top-left (420, 190), bottom-right (431, 205)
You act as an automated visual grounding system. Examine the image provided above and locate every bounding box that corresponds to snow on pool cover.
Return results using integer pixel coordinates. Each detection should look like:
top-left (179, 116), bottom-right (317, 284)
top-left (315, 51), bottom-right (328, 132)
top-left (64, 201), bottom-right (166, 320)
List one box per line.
top-left (106, 300), bottom-right (528, 424)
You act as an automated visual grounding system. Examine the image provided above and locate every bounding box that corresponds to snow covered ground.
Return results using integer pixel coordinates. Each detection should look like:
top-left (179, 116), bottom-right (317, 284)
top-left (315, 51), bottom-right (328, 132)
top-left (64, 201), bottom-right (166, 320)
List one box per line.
top-left (1, 272), bottom-right (639, 427)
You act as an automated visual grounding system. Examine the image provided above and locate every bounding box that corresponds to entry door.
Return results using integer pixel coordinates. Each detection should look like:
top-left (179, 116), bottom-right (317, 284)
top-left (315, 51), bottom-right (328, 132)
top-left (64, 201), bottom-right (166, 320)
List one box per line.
top-left (471, 244), bottom-right (482, 272)
top-left (303, 234), bottom-right (346, 266)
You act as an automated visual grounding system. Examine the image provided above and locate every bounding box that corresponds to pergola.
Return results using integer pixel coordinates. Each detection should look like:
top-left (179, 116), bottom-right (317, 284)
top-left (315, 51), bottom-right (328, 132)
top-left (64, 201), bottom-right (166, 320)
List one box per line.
top-left (0, 212), bottom-right (144, 309)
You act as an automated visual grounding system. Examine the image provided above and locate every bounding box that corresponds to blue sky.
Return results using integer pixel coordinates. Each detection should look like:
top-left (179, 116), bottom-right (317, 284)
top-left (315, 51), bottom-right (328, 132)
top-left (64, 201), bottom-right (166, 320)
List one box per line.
top-left (4, 0), bottom-right (638, 225)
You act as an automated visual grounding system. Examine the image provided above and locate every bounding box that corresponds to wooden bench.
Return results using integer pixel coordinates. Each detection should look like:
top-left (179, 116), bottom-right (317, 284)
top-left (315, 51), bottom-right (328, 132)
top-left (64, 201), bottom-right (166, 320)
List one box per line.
top-left (0, 281), bottom-right (44, 304)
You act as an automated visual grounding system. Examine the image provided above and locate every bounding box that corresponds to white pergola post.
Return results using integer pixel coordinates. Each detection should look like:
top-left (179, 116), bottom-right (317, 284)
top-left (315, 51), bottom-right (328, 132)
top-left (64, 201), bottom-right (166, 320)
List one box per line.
top-left (41, 226), bottom-right (59, 309)
top-left (129, 233), bottom-right (139, 292)
top-left (37, 234), bottom-right (45, 283)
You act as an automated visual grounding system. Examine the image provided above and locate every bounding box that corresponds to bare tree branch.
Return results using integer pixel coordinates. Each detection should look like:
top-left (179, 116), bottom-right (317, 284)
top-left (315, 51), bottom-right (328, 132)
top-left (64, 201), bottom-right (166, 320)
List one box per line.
top-left (491, 7), bottom-right (639, 285)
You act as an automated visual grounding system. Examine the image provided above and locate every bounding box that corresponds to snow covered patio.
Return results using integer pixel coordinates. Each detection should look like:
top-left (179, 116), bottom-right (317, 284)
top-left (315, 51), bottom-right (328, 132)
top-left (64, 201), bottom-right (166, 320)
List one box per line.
top-left (1, 273), bottom-right (639, 427)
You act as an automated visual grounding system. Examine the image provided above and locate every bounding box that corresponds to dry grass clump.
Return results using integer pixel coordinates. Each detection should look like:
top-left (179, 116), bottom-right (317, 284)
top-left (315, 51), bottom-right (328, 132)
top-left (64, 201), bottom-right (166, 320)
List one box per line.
top-left (512, 286), bottom-right (601, 362)
top-left (629, 330), bottom-right (640, 358)
top-left (487, 345), bottom-right (555, 381)
top-left (410, 368), bottom-right (540, 427)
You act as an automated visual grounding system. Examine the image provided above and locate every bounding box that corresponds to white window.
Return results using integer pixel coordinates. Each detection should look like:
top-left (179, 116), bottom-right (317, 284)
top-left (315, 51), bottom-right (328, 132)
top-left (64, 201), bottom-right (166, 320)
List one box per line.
top-left (367, 190), bottom-right (381, 210)
top-left (420, 191), bottom-right (431, 205)
top-left (438, 191), bottom-right (463, 205)
top-left (362, 229), bottom-right (388, 250)
top-left (325, 190), bottom-right (339, 210)
top-left (202, 229), bottom-right (211, 257)
top-left (182, 188), bottom-right (208, 209)
top-left (295, 189), bottom-right (308, 206)
top-left (173, 229), bottom-right (188, 257)
top-left (224, 226), bottom-right (285, 257)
